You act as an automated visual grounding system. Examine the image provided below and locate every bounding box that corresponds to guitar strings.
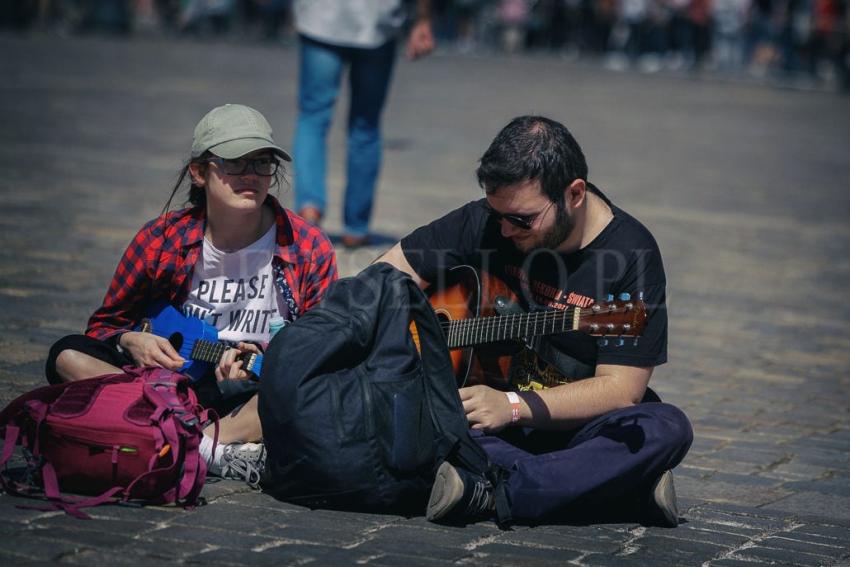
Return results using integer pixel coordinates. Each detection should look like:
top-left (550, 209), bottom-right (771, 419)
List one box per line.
top-left (441, 306), bottom-right (629, 346)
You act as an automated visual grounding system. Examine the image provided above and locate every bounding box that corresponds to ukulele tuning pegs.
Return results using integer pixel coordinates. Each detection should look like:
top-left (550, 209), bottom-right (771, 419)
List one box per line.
top-left (618, 292), bottom-right (631, 300)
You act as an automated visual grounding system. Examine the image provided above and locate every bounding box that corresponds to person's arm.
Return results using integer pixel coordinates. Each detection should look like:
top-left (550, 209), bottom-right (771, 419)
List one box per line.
top-left (375, 243), bottom-right (430, 289)
top-left (85, 223), bottom-right (156, 342)
top-left (463, 229), bottom-right (667, 432)
top-left (86, 221), bottom-right (184, 369)
top-left (460, 364), bottom-right (653, 432)
top-left (406, 0), bottom-right (435, 60)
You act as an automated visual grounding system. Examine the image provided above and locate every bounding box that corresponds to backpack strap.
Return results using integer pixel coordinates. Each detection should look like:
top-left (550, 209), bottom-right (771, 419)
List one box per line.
top-left (402, 270), bottom-right (513, 526)
top-left (140, 368), bottom-right (207, 505)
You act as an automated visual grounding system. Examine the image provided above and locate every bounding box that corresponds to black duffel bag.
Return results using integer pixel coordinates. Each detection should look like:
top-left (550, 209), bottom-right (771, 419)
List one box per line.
top-left (258, 262), bottom-right (509, 521)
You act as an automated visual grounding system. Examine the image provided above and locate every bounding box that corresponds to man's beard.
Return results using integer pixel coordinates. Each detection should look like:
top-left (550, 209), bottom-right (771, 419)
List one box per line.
top-left (512, 202), bottom-right (575, 253)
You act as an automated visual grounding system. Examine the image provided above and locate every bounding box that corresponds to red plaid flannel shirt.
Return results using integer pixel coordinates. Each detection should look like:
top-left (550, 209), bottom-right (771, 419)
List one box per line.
top-left (86, 196), bottom-right (337, 342)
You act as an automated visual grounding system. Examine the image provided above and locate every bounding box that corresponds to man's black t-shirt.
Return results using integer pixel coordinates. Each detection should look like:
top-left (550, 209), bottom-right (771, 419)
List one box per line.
top-left (400, 190), bottom-right (667, 382)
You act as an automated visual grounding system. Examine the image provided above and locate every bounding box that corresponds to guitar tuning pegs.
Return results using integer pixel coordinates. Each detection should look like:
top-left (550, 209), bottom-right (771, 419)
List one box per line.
top-left (598, 338), bottom-right (609, 347)
top-left (638, 291), bottom-right (644, 301)
top-left (618, 292), bottom-right (631, 300)
top-left (632, 337), bottom-right (639, 346)
top-left (615, 338), bottom-right (625, 347)
top-left (605, 294), bottom-right (614, 302)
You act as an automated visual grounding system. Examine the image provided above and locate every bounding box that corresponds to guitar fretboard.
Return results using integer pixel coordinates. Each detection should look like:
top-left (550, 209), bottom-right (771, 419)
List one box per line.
top-left (442, 307), bottom-right (582, 349)
top-left (190, 339), bottom-right (230, 365)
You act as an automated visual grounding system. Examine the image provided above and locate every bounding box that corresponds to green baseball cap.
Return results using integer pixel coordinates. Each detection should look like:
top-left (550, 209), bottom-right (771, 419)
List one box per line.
top-left (191, 104), bottom-right (292, 161)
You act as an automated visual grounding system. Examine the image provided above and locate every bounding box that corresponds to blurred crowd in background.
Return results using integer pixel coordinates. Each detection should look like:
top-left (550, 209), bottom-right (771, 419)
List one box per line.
top-left (2, 0), bottom-right (848, 89)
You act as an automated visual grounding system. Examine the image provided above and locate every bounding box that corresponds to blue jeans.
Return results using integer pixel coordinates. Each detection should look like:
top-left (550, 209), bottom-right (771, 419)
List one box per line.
top-left (474, 389), bottom-right (693, 521)
top-left (293, 35), bottom-right (397, 237)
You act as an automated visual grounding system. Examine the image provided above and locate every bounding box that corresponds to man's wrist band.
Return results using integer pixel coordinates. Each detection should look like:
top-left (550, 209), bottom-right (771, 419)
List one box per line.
top-left (505, 391), bottom-right (521, 424)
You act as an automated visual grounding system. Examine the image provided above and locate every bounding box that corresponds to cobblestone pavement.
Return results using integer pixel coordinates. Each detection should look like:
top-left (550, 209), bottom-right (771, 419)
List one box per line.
top-left (1, 34), bottom-right (849, 566)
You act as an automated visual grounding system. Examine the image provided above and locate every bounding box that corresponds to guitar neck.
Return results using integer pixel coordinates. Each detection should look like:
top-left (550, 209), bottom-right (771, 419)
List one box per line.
top-left (189, 339), bottom-right (262, 375)
top-left (444, 308), bottom-right (580, 349)
top-left (190, 339), bottom-right (230, 365)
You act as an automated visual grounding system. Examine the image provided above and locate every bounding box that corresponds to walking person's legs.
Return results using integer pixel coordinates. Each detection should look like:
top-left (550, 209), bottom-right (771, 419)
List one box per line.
top-left (342, 39), bottom-right (397, 241)
top-left (293, 36), bottom-right (346, 222)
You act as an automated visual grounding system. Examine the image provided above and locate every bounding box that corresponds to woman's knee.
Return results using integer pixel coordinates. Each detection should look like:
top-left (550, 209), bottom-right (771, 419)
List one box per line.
top-left (53, 349), bottom-right (92, 382)
top-left (46, 334), bottom-right (88, 384)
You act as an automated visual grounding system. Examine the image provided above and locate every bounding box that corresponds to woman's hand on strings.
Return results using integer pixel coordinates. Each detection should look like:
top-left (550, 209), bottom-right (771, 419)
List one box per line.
top-left (119, 331), bottom-right (185, 370)
top-left (216, 342), bottom-right (262, 382)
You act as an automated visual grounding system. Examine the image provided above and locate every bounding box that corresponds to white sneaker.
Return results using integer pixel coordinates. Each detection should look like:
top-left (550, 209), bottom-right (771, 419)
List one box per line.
top-left (210, 442), bottom-right (266, 488)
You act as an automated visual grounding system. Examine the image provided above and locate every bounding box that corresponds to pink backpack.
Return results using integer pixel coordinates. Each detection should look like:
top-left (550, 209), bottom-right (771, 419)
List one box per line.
top-left (0, 366), bottom-right (213, 518)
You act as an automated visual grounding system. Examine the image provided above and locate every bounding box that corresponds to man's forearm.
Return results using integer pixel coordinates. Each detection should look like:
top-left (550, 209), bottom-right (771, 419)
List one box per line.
top-left (514, 368), bottom-right (651, 430)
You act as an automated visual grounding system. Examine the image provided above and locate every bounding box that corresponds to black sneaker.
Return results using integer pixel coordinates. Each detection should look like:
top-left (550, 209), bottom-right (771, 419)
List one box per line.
top-left (426, 461), bottom-right (495, 522)
top-left (642, 470), bottom-right (679, 527)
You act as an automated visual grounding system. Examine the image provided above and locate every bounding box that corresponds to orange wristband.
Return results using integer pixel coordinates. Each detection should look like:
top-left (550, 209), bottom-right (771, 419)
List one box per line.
top-left (505, 391), bottom-right (521, 424)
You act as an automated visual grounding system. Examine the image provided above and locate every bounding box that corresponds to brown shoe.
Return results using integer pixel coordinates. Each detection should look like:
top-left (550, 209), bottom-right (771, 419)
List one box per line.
top-left (340, 234), bottom-right (369, 249)
top-left (297, 206), bottom-right (322, 225)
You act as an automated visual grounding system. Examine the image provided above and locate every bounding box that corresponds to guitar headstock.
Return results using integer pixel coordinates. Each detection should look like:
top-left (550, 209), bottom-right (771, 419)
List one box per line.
top-left (575, 294), bottom-right (646, 338)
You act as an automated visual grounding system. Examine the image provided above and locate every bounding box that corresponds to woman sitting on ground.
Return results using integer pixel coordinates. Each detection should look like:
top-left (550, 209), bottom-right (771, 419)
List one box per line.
top-left (45, 104), bottom-right (337, 486)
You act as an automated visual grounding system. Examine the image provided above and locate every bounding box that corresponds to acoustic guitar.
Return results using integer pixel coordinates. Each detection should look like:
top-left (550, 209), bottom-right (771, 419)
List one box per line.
top-left (415, 266), bottom-right (647, 389)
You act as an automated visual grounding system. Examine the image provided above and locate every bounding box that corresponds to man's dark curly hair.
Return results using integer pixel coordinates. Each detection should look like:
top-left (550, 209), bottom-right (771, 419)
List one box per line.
top-left (476, 116), bottom-right (588, 203)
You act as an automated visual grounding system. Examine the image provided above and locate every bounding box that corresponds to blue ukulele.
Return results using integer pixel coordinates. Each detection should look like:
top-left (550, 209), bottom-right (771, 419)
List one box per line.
top-left (137, 303), bottom-right (264, 382)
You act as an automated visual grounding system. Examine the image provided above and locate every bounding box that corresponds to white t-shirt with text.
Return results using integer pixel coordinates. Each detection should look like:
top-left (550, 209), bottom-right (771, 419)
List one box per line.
top-left (182, 225), bottom-right (281, 344)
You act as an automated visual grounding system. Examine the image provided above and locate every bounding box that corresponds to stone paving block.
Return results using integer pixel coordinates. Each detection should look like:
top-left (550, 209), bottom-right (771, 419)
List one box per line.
top-left (733, 544), bottom-right (839, 566)
top-left (761, 535), bottom-right (850, 560)
top-left (708, 559), bottom-right (783, 567)
top-left (118, 537), bottom-right (228, 560)
top-left (578, 550), bottom-right (681, 567)
top-left (782, 475), bottom-right (850, 498)
top-left (57, 548), bottom-right (183, 566)
top-left (32, 513), bottom-right (158, 535)
top-left (184, 543), bottom-right (342, 566)
top-left (630, 533), bottom-right (729, 558)
top-left (342, 538), bottom-right (470, 562)
top-left (498, 526), bottom-right (626, 554)
top-left (681, 454), bottom-right (764, 476)
top-left (686, 504), bottom-right (790, 533)
top-left (29, 522), bottom-right (138, 548)
top-left (675, 472), bottom-right (793, 506)
top-left (256, 522), bottom-right (408, 548)
top-left (211, 489), bottom-right (305, 511)
top-left (0, 534), bottom-right (111, 563)
top-left (199, 479), bottom-right (261, 501)
top-left (792, 523), bottom-right (850, 543)
top-left (759, 460), bottom-right (836, 482)
top-left (368, 551), bottom-right (475, 566)
top-left (141, 523), bottom-right (277, 549)
top-left (649, 520), bottom-right (753, 549)
top-left (687, 436), bottom-right (729, 456)
top-left (0, 549), bottom-right (42, 567)
top-left (169, 499), bottom-right (289, 532)
top-left (765, 492), bottom-right (850, 521)
top-left (464, 543), bottom-right (583, 565)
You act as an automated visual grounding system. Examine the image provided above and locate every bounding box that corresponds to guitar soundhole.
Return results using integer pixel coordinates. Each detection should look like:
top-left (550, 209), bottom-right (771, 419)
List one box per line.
top-left (433, 309), bottom-right (451, 324)
top-left (168, 333), bottom-right (184, 351)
